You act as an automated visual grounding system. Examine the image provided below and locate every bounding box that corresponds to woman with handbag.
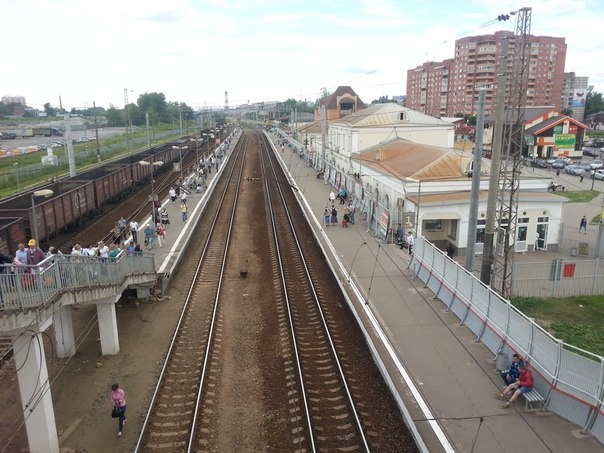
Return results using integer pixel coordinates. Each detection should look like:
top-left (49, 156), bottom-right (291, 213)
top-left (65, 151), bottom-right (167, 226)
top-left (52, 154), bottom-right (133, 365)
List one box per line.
top-left (110, 383), bottom-right (127, 437)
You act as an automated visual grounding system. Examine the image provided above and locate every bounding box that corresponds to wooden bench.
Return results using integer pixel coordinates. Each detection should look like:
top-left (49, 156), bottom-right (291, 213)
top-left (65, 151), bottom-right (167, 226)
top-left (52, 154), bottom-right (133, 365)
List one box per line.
top-left (523, 388), bottom-right (545, 411)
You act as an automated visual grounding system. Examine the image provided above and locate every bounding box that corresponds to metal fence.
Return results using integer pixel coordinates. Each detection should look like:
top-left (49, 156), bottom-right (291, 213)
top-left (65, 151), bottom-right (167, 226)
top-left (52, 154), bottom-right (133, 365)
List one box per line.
top-left (0, 252), bottom-right (156, 311)
top-left (558, 222), bottom-right (601, 257)
top-left (511, 257), bottom-right (604, 297)
top-left (0, 129), bottom-right (178, 191)
top-left (410, 236), bottom-right (604, 446)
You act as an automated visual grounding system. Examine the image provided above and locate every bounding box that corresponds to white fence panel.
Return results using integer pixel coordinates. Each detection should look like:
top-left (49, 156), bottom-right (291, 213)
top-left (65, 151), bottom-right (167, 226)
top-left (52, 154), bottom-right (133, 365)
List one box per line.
top-left (409, 236), bottom-right (604, 444)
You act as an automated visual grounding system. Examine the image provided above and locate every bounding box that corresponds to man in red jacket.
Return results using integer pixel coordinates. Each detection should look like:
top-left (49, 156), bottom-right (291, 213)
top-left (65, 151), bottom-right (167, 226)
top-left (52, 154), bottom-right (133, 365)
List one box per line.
top-left (496, 364), bottom-right (534, 408)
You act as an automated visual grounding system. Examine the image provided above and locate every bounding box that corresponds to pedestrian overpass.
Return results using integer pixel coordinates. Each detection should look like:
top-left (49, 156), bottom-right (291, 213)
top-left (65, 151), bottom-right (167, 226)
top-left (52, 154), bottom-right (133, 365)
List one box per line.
top-left (0, 253), bottom-right (156, 453)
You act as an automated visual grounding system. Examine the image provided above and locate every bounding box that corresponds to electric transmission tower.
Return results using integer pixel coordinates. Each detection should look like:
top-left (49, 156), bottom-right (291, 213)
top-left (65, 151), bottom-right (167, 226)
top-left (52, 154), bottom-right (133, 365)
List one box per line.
top-left (491, 7), bottom-right (532, 296)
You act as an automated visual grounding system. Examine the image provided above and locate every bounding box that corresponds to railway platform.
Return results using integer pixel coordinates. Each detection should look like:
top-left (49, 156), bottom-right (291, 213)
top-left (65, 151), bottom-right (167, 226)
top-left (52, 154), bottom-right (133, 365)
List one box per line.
top-left (0, 128), bottom-right (240, 453)
top-left (272, 135), bottom-right (603, 452)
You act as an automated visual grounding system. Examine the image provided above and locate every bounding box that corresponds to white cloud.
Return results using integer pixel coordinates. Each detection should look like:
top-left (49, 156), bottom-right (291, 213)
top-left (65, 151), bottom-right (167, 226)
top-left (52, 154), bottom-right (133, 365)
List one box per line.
top-left (2, 0), bottom-right (602, 110)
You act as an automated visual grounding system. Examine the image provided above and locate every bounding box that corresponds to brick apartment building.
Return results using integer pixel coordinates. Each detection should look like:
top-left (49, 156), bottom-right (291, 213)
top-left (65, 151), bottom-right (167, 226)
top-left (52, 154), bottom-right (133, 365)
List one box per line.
top-left (406, 31), bottom-right (567, 118)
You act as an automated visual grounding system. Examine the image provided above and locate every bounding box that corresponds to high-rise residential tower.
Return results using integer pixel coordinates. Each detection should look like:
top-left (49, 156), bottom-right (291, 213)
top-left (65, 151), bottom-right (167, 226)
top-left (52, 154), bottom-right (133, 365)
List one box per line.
top-left (407, 31), bottom-right (567, 118)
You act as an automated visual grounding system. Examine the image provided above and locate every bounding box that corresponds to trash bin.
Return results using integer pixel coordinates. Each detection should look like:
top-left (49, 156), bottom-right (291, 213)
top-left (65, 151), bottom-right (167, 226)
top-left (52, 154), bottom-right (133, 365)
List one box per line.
top-left (495, 351), bottom-right (508, 371)
top-left (570, 247), bottom-right (578, 257)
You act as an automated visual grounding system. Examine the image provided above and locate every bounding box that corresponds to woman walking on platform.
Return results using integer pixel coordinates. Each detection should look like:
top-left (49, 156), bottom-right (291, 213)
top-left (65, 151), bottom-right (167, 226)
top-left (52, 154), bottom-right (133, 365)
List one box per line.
top-left (110, 383), bottom-right (127, 437)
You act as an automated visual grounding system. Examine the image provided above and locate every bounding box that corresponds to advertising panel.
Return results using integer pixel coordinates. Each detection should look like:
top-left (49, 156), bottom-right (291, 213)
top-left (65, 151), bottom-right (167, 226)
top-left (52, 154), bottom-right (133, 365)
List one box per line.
top-left (554, 134), bottom-right (576, 148)
top-left (572, 89), bottom-right (587, 108)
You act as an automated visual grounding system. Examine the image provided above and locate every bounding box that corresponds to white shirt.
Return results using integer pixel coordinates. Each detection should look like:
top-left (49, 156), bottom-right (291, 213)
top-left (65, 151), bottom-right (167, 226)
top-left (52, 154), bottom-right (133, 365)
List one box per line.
top-left (130, 220), bottom-right (138, 232)
top-left (406, 234), bottom-right (414, 246)
top-left (15, 248), bottom-right (27, 265)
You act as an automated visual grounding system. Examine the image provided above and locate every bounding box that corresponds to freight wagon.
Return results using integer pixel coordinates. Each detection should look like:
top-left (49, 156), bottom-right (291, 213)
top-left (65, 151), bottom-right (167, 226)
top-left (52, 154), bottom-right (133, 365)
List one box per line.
top-left (0, 142), bottom-right (182, 255)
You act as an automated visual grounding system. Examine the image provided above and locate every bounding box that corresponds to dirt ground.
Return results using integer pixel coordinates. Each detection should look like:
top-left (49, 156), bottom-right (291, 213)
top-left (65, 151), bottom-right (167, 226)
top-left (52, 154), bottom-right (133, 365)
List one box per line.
top-left (0, 289), bottom-right (187, 452)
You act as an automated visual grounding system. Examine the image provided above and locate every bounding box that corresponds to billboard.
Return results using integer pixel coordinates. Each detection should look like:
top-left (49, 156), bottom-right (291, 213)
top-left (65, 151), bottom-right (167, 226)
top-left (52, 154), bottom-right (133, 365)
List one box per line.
top-left (572, 89), bottom-right (587, 108)
top-left (554, 134), bottom-right (576, 148)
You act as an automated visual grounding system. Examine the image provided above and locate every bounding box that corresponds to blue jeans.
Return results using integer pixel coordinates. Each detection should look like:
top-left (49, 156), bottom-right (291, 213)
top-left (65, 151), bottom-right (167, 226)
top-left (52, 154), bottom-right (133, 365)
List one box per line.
top-left (118, 405), bottom-right (127, 432)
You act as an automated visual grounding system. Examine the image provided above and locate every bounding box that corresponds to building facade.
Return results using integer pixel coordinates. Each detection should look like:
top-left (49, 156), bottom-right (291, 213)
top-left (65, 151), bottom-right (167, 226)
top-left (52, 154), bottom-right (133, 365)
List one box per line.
top-left (314, 86), bottom-right (367, 121)
top-left (560, 72), bottom-right (589, 123)
top-left (407, 31), bottom-right (567, 118)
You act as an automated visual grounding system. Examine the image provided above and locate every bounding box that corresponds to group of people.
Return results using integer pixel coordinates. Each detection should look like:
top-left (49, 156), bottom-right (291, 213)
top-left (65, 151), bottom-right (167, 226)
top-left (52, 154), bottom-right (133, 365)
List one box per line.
top-left (496, 353), bottom-right (534, 408)
top-left (168, 184), bottom-right (190, 223)
top-left (324, 196), bottom-right (356, 228)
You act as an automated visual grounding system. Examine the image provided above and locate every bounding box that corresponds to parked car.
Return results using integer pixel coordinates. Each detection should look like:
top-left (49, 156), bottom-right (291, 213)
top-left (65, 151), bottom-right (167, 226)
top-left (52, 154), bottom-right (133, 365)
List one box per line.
top-left (570, 162), bottom-right (592, 176)
top-left (582, 139), bottom-right (604, 157)
top-left (530, 158), bottom-right (548, 168)
top-left (0, 131), bottom-right (16, 139)
top-left (565, 164), bottom-right (578, 174)
top-left (552, 159), bottom-right (568, 169)
top-left (592, 169), bottom-right (604, 180)
top-left (590, 160), bottom-right (603, 170)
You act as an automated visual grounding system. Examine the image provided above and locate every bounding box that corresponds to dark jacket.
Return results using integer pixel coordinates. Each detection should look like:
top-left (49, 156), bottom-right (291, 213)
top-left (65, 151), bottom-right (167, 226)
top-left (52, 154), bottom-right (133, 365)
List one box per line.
top-left (0, 252), bottom-right (13, 273)
top-left (507, 357), bottom-right (525, 382)
top-left (27, 247), bottom-right (46, 266)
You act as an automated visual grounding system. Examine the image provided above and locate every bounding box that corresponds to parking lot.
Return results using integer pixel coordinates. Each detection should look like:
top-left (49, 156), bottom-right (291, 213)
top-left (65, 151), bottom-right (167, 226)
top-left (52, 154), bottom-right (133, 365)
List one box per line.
top-left (0, 127), bottom-right (129, 154)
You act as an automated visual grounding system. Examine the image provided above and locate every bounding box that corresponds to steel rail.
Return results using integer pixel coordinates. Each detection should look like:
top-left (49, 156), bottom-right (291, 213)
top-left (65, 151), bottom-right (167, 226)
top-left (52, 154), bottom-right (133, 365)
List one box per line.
top-left (260, 132), bottom-right (370, 451)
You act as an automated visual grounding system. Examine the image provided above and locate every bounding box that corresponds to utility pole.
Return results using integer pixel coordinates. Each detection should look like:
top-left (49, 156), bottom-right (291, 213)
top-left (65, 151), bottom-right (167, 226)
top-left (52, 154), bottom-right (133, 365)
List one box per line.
top-left (466, 88), bottom-right (485, 274)
top-left (480, 38), bottom-right (509, 286)
top-left (93, 101), bottom-right (100, 162)
top-left (321, 88), bottom-right (328, 172)
top-left (146, 112), bottom-right (151, 148)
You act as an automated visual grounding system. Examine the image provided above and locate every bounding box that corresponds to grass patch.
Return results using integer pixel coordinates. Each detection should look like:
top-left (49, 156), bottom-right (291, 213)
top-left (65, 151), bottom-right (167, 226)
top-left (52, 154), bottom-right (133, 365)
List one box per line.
top-left (558, 190), bottom-right (601, 203)
top-left (512, 296), bottom-right (604, 356)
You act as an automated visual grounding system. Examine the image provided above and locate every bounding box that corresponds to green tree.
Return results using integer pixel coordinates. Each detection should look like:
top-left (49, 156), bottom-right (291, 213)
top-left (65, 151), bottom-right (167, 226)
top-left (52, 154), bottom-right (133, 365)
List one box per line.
top-left (276, 98), bottom-right (313, 114)
top-left (371, 96), bottom-right (396, 104)
top-left (0, 103), bottom-right (10, 116)
top-left (585, 87), bottom-right (604, 115)
top-left (44, 102), bottom-right (56, 116)
top-left (106, 106), bottom-right (125, 127)
top-left (138, 92), bottom-right (169, 123)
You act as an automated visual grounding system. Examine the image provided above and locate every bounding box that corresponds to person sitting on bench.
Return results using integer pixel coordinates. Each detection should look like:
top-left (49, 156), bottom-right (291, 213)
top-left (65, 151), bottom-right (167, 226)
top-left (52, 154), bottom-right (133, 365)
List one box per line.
top-left (496, 364), bottom-right (534, 408)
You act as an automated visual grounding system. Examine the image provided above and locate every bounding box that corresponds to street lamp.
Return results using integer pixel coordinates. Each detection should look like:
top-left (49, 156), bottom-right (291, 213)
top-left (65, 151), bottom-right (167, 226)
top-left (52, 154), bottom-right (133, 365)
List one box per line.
top-left (171, 146), bottom-right (188, 184)
top-left (31, 189), bottom-right (54, 245)
top-left (404, 177), bottom-right (422, 237)
top-left (139, 160), bottom-right (164, 225)
top-left (203, 131), bottom-right (214, 159)
top-left (190, 138), bottom-right (201, 168)
top-left (13, 163), bottom-right (19, 193)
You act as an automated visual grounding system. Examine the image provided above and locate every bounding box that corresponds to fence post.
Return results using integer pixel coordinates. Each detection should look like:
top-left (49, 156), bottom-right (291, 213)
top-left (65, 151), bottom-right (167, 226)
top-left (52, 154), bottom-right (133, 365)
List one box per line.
top-left (592, 258), bottom-right (600, 295)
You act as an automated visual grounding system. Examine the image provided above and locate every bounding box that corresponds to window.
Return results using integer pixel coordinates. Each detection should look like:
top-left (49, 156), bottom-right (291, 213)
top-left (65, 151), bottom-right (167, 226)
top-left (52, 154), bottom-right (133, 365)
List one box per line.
top-left (425, 221), bottom-right (442, 231)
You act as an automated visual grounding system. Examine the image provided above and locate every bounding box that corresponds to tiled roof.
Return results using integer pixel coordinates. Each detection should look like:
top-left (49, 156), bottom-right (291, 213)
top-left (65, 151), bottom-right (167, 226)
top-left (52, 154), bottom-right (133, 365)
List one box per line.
top-left (332, 103), bottom-right (452, 128)
top-left (524, 115), bottom-right (589, 135)
top-left (352, 138), bottom-right (485, 180)
top-left (298, 121), bottom-right (322, 134)
top-left (320, 86), bottom-right (367, 110)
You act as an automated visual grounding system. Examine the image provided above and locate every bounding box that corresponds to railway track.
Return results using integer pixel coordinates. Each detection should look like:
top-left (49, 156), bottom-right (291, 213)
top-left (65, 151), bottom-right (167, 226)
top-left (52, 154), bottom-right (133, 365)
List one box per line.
top-left (135, 129), bottom-right (417, 452)
top-left (0, 140), bottom-right (217, 372)
top-left (51, 142), bottom-right (215, 252)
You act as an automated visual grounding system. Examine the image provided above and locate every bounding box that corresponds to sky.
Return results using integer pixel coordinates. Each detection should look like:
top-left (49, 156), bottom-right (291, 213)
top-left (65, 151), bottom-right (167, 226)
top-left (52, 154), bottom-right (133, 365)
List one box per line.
top-left (2, 0), bottom-right (603, 112)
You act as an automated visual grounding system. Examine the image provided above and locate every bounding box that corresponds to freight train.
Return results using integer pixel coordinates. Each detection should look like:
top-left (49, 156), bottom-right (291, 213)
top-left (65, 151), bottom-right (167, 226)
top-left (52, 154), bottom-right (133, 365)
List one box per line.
top-left (0, 141), bottom-right (189, 255)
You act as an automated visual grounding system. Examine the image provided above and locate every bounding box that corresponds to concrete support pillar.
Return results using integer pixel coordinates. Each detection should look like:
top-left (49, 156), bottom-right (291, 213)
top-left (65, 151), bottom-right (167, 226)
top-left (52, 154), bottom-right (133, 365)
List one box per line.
top-left (97, 302), bottom-right (120, 355)
top-left (13, 332), bottom-right (59, 453)
top-left (53, 304), bottom-right (76, 357)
